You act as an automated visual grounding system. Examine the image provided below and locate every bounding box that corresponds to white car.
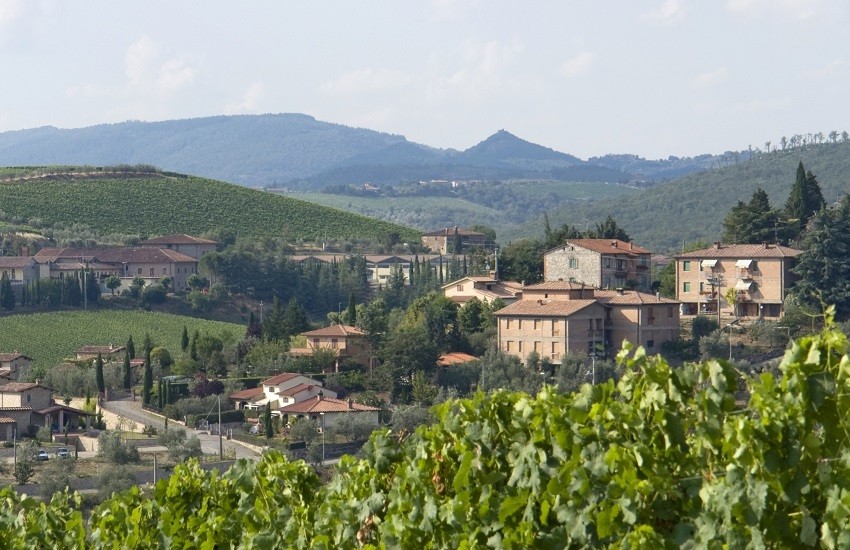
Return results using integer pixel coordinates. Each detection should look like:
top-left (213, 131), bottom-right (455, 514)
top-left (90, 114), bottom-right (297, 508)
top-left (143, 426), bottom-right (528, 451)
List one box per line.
top-left (56, 447), bottom-right (71, 459)
top-left (36, 449), bottom-right (49, 461)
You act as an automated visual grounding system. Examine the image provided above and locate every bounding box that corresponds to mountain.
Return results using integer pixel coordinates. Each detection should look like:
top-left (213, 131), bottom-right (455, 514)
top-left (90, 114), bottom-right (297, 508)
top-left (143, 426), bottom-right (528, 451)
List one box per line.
top-left (0, 114), bottom-right (714, 189)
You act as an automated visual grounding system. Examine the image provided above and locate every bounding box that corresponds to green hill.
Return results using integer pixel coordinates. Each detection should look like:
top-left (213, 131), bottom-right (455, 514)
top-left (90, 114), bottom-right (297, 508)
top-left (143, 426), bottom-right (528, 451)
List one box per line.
top-left (0, 310), bottom-right (243, 374)
top-left (520, 142), bottom-right (850, 252)
top-left (0, 169), bottom-right (419, 242)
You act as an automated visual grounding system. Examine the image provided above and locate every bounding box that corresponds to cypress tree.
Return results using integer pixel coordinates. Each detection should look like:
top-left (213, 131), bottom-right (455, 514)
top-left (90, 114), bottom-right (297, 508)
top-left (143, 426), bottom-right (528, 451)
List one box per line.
top-left (181, 325), bottom-right (189, 352)
top-left (142, 348), bottom-right (153, 406)
top-left (122, 351), bottom-right (132, 391)
top-left (0, 273), bottom-right (14, 311)
top-left (127, 336), bottom-right (136, 360)
top-left (346, 292), bottom-right (357, 326)
top-left (786, 161), bottom-right (826, 240)
top-left (263, 402), bottom-right (273, 440)
top-left (95, 352), bottom-right (105, 396)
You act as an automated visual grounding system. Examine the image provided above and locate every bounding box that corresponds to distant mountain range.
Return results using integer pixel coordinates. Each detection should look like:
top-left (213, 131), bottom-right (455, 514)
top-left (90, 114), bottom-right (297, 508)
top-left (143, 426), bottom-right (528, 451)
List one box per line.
top-left (0, 114), bottom-right (724, 189)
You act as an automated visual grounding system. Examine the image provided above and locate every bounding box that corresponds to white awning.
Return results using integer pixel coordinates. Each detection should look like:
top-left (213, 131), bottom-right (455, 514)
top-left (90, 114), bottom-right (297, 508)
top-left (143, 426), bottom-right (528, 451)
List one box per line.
top-left (735, 259), bottom-right (753, 268)
top-left (700, 259), bottom-right (718, 268)
top-left (735, 280), bottom-right (753, 291)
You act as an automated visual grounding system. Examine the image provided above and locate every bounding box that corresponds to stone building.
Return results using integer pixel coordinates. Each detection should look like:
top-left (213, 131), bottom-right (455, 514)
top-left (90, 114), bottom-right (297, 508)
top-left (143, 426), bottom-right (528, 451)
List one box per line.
top-left (543, 239), bottom-right (652, 292)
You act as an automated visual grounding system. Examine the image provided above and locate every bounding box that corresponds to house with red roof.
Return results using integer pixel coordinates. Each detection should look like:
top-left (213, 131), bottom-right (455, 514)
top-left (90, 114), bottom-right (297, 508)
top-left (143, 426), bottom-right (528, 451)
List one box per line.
top-left (495, 282), bottom-right (679, 362)
top-left (544, 239), bottom-right (652, 292)
top-left (0, 352), bottom-right (32, 383)
top-left (279, 394), bottom-right (381, 429)
top-left (0, 382), bottom-right (91, 441)
top-left (442, 276), bottom-right (522, 305)
top-left (229, 372), bottom-right (336, 411)
top-left (289, 325), bottom-right (372, 371)
top-left (139, 234), bottom-right (219, 260)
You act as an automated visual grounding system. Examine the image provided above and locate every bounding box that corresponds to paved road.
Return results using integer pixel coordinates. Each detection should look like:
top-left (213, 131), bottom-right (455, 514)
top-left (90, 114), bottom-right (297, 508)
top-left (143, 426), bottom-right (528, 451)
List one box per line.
top-left (102, 398), bottom-right (260, 460)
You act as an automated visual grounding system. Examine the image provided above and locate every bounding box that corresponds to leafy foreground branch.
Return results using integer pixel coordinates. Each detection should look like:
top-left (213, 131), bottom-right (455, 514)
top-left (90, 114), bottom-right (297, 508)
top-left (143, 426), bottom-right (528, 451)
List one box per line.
top-left (6, 323), bottom-right (850, 547)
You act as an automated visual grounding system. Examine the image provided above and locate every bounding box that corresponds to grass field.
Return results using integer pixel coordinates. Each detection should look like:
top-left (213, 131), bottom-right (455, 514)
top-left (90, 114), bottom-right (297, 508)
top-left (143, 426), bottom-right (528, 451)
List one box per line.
top-left (0, 310), bottom-right (244, 374)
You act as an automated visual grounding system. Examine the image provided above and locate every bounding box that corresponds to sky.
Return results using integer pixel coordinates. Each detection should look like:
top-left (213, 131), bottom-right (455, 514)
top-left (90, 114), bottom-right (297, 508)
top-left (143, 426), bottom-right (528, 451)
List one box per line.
top-left (0, 0), bottom-right (848, 160)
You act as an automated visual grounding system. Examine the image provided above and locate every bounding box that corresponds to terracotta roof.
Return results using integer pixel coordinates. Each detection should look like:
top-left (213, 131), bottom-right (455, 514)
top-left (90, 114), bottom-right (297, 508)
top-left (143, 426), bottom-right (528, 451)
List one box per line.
top-left (38, 404), bottom-right (91, 415)
top-left (676, 243), bottom-right (802, 259)
top-left (0, 407), bottom-right (32, 412)
top-left (76, 345), bottom-right (126, 355)
top-left (437, 352), bottom-right (478, 366)
top-left (261, 372), bottom-right (304, 386)
top-left (0, 417), bottom-right (15, 423)
top-left (300, 325), bottom-right (365, 337)
top-left (139, 234), bottom-right (219, 245)
top-left (278, 383), bottom-right (320, 397)
top-left (422, 227), bottom-right (485, 237)
top-left (33, 246), bottom-right (197, 264)
top-left (229, 387), bottom-right (264, 400)
top-left (595, 290), bottom-right (679, 305)
top-left (0, 382), bottom-right (51, 393)
top-left (524, 281), bottom-right (597, 291)
top-left (0, 257), bottom-right (35, 268)
top-left (551, 239), bottom-right (651, 256)
top-left (0, 353), bottom-right (31, 362)
top-left (279, 396), bottom-right (380, 414)
top-left (495, 299), bottom-right (599, 317)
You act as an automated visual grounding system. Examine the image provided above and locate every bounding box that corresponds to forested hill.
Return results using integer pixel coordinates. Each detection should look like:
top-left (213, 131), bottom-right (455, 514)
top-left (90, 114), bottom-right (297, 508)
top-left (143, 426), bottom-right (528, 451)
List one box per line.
top-left (525, 140), bottom-right (850, 252)
top-left (0, 168), bottom-right (419, 243)
top-left (0, 114), bottom-right (720, 189)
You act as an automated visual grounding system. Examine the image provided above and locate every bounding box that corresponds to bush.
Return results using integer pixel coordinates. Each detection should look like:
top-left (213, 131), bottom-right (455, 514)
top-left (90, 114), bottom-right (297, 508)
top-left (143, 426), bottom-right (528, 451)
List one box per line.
top-left (289, 418), bottom-right (319, 444)
top-left (691, 315), bottom-right (719, 342)
top-left (390, 404), bottom-right (433, 433)
top-left (39, 459), bottom-right (76, 499)
top-left (334, 414), bottom-right (377, 442)
top-left (97, 465), bottom-right (137, 500)
top-left (36, 426), bottom-right (52, 443)
top-left (97, 432), bottom-right (140, 465)
top-left (141, 284), bottom-right (167, 305)
top-left (158, 427), bottom-right (204, 461)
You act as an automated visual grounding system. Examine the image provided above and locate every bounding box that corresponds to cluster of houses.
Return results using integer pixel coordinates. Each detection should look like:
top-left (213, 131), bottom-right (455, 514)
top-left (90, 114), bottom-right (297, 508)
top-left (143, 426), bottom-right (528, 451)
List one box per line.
top-left (0, 234), bottom-right (218, 295)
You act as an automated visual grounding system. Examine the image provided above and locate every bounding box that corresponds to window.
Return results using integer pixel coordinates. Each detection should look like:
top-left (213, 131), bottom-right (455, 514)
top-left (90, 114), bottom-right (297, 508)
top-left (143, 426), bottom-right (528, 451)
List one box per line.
top-left (331, 339), bottom-right (338, 349)
top-left (534, 341), bottom-right (541, 352)
top-left (604, 258), bottom-right (612, 268)
top-left (137, 267), bottom-right (142, 275)
top-left (517, 319), bottom-right (522, 330)
top-left (751, 260), bottom-right (759, 271)
top-left (26, 394), bottom-right (31, 403)
top-left (518, 341), bottom-right (523, 353)
top-left (150, 268), bottom-right (154, 276)
top-left (506, 341), bottom-right (513, 352)
top-left (683, 282), bottom-right (691, 292)
top-left (162, 268), bottom-right (168, 275)
top-left (682, 260), bottom-right (691, 272)
top-left (11, 269), bottom-right (15, 279)
top-left (456, 284), bottom-right (464, 291)
top-left (569, 258), bottom-right (578, 269)
top-left (533, 319), bottom-right (541, 329)
top-left (505, 319), bottom-right (512, 329)
top-left (646, 340), bottom-right (655, 349)
top-left (699, 282), bottom-right (704, 293)
top-left (668, 306), bottom-right (674, 318)
top-left (604, 276), bottom-right (611, 288)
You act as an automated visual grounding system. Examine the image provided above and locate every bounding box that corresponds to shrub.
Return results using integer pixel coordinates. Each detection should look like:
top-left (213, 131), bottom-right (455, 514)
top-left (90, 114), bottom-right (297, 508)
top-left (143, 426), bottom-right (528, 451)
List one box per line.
top-left (97, 465), bottom-right (137, 501)
top-left (289, 418), bottom-right (319, 444)
top-left (97, 432), bottom-right (140, 465)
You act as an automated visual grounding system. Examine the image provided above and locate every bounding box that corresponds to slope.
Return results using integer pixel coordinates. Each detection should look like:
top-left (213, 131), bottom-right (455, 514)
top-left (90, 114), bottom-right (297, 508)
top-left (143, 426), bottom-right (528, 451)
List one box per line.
top-left (0, 169), bottom-right (420, 242)
top-left (525, 142), bottom-right (850, 252)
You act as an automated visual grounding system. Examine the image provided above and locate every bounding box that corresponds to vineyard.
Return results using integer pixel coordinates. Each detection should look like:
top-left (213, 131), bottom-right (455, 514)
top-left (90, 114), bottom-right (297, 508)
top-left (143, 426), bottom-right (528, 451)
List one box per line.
top-left (0, 170), bottom-right (420, 242)
top-left (0, 310), bottom-right (243, 372)
top-left (5, 315), bottom-right (850, 547)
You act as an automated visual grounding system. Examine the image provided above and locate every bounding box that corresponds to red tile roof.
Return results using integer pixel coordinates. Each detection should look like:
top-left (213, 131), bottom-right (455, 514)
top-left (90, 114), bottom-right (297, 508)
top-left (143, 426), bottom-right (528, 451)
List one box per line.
top-left (422, 227), bottom-right (485, 237)
top-left (0, 257), bottom-right (35, 268)
top-left (261, 372), bottom-right (304, 386)
top-left (76, 345), bottom-right (126, 355)
top-left (278, 383), bottom-right (320, 397)
top-left (561, 239), bottom-right (650, 255)
top-left (675, 243), bottom-right (802, 259)
top-left (523, 281), bottom-right (597, 291)
top-left (229, 387), bottom-right (263, 400)
top-left (494, 299), bottom-right (600, 317)
top-left (301, 325), bottom-right (365, 337)
top-left (33, 246), bottom-right (197, 264)
top-left (595, 290), bottom-right (679, 305)
top-left (279, 396), bottom-right (380, 414)
top-left (437, 352), bottom-right (478, 366)
top-left (0, 382), bottom-right (51, 393)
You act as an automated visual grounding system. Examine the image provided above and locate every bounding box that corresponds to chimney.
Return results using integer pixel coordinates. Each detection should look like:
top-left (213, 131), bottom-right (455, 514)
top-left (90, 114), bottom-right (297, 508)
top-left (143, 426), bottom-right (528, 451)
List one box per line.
top-left (318, 390), bottom-right (323, 401)
top-left (611, 240), bottom-right (618, 248)
top-left (21, 246), bottom-right (28, 257)
top-left (714, 241), bottom-right (721, 250)
top-left (629, 243), bottom-right (634, 250)
top-left (763, 242), bottom-right (769, 249)
top-left (348, 398), bottom-right (353, 410)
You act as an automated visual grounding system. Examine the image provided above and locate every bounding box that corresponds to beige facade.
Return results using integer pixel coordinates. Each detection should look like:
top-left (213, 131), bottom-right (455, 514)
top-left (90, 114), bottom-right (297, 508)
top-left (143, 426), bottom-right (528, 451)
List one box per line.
top-left (0, 257), bottom-right (39, 286)
top-left (139, 234), bottom-right (219, 260)
top-left (495, 283), bottom-right (680, 363)
top-left (421, 227), bottom-right (487, 254)
top-left (289, 325), bottom-right (373, 370)
top-left (675, 243), bottom-right (801, 318)
top-left (442, 276), bottom-right (522, 305)
top-left (289, 253), bottom-right (463, 287)
top-left (544, 239), bottom-right (652, 292)
top-left (0, 383), bottom-right (52, 410)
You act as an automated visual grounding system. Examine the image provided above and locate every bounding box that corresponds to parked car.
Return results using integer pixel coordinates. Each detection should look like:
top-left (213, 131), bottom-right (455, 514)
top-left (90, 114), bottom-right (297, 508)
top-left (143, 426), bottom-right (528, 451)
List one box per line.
top-left (56, 447), bottom-right (71, 459)
top-left (36, 449), bottom-right (49, 461)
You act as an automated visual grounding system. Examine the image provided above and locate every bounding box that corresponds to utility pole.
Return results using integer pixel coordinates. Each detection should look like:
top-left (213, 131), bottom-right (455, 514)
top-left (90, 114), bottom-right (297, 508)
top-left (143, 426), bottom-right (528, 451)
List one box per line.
top-left (218, 395), bottom-right (223, 459)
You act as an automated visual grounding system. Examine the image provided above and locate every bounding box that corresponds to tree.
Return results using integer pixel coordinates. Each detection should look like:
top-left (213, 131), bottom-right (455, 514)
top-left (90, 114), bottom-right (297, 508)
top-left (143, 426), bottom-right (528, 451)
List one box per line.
top-left (345, 292), bottom-right (357, 326)
top-left (792, 199), bottom-right (850, 319)
top-left (126, 335), bottom-right (136, 360)
top-left (498, 239), bottom-right (545, 284)
top-left (181, 325), bottom-right (190, 352)
top-left (785, 161), bottom-right (826, 241)
top-left (85, 269), bottom-right (101, 305)
top-left (142, 348), bottom-right (153, 406)
top-left (722, 188), bottom-right (784, 244)
top-left (98, 431), bottom-right (140, 464)
top-left (0, 272), bottom-right (14, 311)
top-left (159, 276), bottom-right (172, 292)
top-left (589, 215), bottom-right (630, 241)
top-left (95, 352), bottom-right (105, 396)
top-left (122, 351), bottom-right (132, 391)
top-left (263, 402), bottom-right (273, 440)
top-left (289, 417), bottom-right (319, 443)
top-left (105, 275), bottom-right (121, 295)
top-left (187, 273), bottom-right (205, 291)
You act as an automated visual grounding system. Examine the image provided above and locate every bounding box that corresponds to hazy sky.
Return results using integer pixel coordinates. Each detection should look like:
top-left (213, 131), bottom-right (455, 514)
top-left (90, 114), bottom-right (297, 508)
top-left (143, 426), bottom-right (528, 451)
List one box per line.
top-left (0, 1), bottom-right (847, 159)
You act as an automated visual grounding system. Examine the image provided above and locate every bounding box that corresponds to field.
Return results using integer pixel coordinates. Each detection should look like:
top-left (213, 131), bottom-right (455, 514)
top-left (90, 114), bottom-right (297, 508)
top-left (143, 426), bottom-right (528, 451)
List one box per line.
top-left (0, 310), bottom-right (244, 373)
top-left (0, 170), bottom-right (420, 242)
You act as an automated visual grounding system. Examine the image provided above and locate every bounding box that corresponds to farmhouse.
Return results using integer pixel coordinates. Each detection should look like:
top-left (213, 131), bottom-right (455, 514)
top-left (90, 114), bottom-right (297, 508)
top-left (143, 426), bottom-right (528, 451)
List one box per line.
top-left (229, 372), bottom-right (335, 411)
top-left (139, 234), bottom-right (220, 260)
top-left (0, 352), bottom-right (32, 383)
top-left (278, 395), bottom-right (381, 430)
top-left (442, 275), bottom-right (522, 305)
top-left (0, 382), bottom-right (91, 441)
top-left (544, 239), bottom-right (652, 292)
top-left (421, 227), bottom-right (487, 254)
top-left (289, 325), bottom-right (372, 370)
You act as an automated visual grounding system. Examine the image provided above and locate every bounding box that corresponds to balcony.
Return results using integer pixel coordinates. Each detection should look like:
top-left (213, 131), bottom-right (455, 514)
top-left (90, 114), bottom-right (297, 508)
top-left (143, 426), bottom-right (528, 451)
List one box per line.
top-left (613, 269), bottom-right (628, 278)
top-left (635, 262), bottom-right (649, 270)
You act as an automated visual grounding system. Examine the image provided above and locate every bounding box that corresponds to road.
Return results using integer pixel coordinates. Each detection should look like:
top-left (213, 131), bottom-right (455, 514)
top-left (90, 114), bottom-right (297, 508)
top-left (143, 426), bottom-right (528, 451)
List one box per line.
top-left (102, 397), bottom-right (260, 460)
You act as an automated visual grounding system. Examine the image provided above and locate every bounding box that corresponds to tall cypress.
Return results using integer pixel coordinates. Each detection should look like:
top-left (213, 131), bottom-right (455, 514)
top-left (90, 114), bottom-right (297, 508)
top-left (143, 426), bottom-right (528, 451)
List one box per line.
top-left (346, 292), bottom-right (357, 326)
top-left (786, 161), bottom-right (826, 240)
top-left (95, 352), bottom-right (105, 396)
top-left (122, 351), bottom-right (132, 391)
top-left (142, 348), bottom-right (153, 406)
top-left (263, 402), bottom-right (273, 440)
top-left (0, 273), bottom-right (14, 311)
top-left (181, 325), bottom-right (189, 352)
top-left (127, 336), bottom-right (136, 360)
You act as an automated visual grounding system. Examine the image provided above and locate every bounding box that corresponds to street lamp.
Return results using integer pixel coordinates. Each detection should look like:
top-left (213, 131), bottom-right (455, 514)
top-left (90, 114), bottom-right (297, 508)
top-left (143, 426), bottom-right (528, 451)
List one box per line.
top-left (319, 412), bottom-right (325, 466)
